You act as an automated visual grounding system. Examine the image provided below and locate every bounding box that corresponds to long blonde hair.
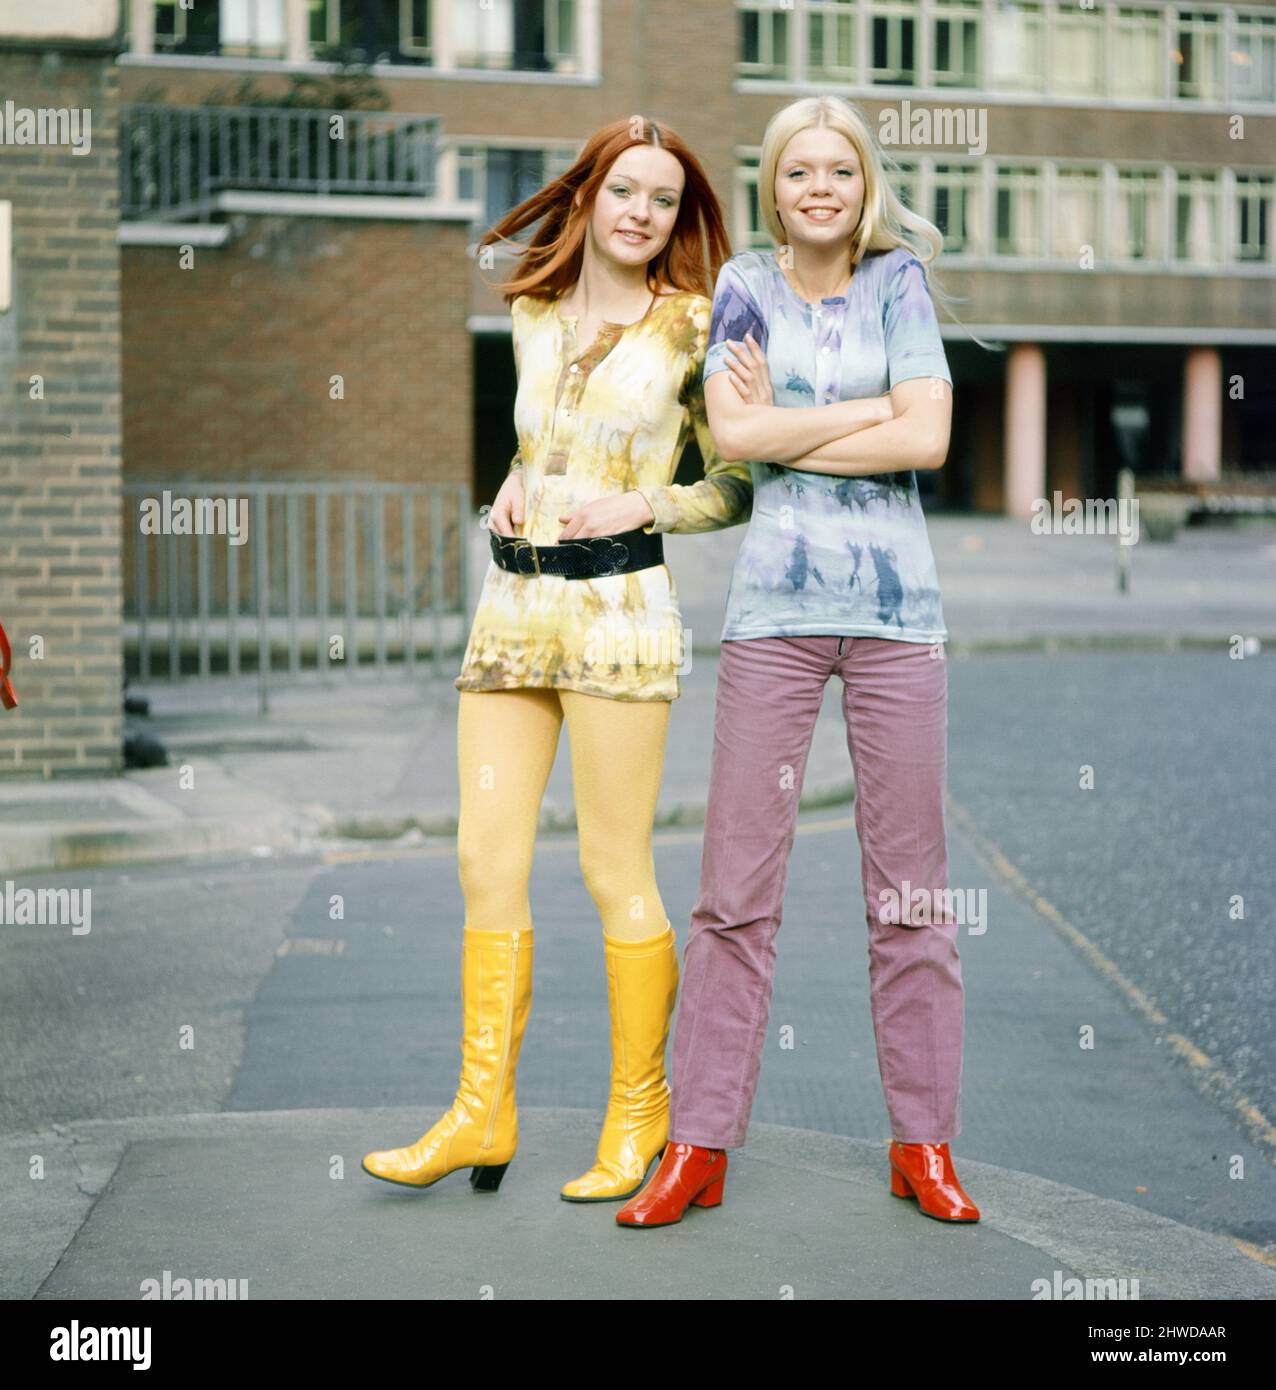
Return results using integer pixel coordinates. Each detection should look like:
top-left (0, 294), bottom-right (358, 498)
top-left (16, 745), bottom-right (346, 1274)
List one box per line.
top-left (757, 95), bottom-right (963, 316)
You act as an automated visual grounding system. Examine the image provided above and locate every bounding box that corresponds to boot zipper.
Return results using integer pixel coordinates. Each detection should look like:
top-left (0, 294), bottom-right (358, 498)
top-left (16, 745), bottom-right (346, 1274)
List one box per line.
top-left (483, 930), bottom-right (519, 1150)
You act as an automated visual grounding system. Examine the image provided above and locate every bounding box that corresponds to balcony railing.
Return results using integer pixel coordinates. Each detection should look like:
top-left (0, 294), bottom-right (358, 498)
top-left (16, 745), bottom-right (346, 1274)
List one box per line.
top-left (119, 103), bottom-right (441, 222)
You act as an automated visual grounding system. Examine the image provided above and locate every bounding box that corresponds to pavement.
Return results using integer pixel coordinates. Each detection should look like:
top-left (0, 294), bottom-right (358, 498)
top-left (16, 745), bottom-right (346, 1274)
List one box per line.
top-left (2, 511), bottom-right (1275, 1302)
top-left (2, 513), bottom-right (1274, 875)
top-left (7, 1108), bottom-right (1275, 1300)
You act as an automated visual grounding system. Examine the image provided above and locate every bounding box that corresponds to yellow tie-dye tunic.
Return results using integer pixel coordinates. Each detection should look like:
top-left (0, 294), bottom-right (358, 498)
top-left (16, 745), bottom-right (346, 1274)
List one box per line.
top-left (454, 288), bottom-right (754, 701)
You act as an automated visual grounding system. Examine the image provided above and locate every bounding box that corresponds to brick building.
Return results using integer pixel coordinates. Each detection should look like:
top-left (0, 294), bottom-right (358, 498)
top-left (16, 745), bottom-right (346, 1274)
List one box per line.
top-left (0, 3), bottom-right (127, 777)
top-left (116, 0), bottom-right (1276, 513)
top-left (3, 1), bottom-right (1274, 775)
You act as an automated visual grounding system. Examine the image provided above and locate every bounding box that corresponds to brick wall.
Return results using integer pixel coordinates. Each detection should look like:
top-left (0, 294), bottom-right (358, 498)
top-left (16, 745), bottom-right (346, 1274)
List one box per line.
top-left (0, 48), bottom-right (124, 778)
top-left (121, 215), bottom-right (473, 489)
top-left (117, 215), bottom-right (474, 643)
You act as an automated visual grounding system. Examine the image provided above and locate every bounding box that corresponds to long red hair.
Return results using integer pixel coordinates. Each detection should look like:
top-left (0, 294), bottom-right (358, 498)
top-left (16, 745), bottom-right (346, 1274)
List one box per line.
top-left (479, 116), bottom-right (731, 305)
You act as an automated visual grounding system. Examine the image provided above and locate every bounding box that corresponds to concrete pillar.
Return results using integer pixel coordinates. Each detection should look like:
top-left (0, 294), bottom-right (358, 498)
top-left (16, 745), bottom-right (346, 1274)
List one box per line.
top-left (1182, 346), bottom-right (1222, 481)
top-left (285, 0), bottom-right (309, 63)
top-left (1003, 342), bottom-right (1047, 520)
top-left (133, 0), bottom-right (155, 54)
top-left (579, 0), bottom-right (601, 79)
top-left (432, 0), bottom-right (453, 69)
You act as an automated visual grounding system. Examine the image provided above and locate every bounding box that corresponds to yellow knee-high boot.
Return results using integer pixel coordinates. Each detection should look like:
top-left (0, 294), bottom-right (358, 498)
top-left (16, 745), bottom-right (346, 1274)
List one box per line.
top-left (561, 924), bottom-right (678, 1202)
top-left (363, 926), bottom-right (532, 1190)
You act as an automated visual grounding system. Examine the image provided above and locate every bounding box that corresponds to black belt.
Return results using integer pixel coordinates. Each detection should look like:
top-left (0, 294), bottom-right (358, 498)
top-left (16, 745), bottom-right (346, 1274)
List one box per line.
top-left (489, 526), bottom-right (664, 580)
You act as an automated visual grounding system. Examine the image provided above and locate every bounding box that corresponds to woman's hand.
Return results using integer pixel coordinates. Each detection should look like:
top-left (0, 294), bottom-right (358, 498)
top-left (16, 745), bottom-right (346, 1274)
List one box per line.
top-left (558, 490), bottom-right (655, 540)
top-left (487, 469), bottom-right (525, 537)
top-left (725, 333), bottom-right (772, 406)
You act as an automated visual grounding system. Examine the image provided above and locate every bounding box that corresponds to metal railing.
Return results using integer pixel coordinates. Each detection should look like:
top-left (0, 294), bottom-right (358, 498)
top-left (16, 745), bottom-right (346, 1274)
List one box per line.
top-left (123, 481), bottom-right (471, 711)
top-left (119, 103), bottom-right (441, 222)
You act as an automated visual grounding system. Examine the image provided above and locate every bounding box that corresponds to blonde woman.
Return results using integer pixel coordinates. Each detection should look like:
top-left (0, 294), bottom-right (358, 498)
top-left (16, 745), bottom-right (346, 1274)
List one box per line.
top-left (618, 96), bottom-right (980, 1227)
top-left (362, 117), bottom-right (752, 1202)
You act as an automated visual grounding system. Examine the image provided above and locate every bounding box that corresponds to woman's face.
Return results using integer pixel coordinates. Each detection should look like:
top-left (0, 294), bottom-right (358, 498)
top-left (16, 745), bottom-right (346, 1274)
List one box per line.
top-left (585, 145), bottom-right (686, 270)
top-left (773, 126), bottom-right (864, 249)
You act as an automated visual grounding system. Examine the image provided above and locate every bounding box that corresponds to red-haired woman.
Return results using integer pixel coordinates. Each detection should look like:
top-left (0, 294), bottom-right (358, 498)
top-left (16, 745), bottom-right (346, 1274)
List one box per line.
top-left (363, 117), bottom-right (752, 1202)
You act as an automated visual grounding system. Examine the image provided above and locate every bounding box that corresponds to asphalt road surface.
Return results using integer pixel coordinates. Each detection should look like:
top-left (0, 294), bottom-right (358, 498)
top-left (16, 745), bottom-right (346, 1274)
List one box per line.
top-left (2, 649), bottom-right (1272, 1249)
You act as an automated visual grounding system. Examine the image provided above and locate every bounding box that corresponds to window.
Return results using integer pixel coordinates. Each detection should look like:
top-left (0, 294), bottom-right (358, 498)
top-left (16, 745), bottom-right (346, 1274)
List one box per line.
top-left (1176, 11), bottom-right (1223, 100)
top-left (547, 0), bottom-right (578, 69)
top-left (1050, 3), bottom-right (1103, 97)
top-left (154, 0), bottom-right (221, 54)
top-left (402, 0), bottom-right (431, 58)
top-left (808, 0), bottom-right (856, 81)
top-left (309, 0), bottom-right (332, 47)
top-left (870, 1), bottom-right (916, 85)
top-left (889, 156), bottom-right (920, 216)
top-left (1113, 168), bottom-right (1167, 260)
top-left (452, 0), bottom-right (578, 72)
top-left (931, 0), bottom-right (979, 89)
top-left (1174, 170), bottom-right (1222, 261)
top-left (456, 144), bottom-right (578, 230)
top-left (931, 160), bottom-right (984, 254)
top-left (1234, 173), bottom-right (1273, 262)
top-left (1232, 14), bottom-right (1276, 103)
top-left (739, 1), bottom-right (791, 78)
top-left (995, 164), bottom-right (1043, 256)
top-left (1112, 7), bottom-right (1163, 99)
top-left (452, 0), bottom-right (511, 67)
top-left (1051, 166), bottom-right (1102, 259)
top-left (219, 0), bottom-right (287, 56)
top-left (306, 1), bottom-right (573, 70)
top-left (987, 2), bottom-right (1044, 93)
top-left (307, 0), bottom-right (400, 62)
top-left (735, 154), bottom-right (771, 248)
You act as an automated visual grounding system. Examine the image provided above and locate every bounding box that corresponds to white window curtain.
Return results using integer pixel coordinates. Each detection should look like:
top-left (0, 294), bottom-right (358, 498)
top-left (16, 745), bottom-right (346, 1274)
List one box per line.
top-left (988, 7), bottom-right (1043, 89)
top-left (1115, 176), bottom-right (1165, 260)
top-left (453, 0), bottom-right (514, 60)
top-left (1179, 19), bottom-right (1221, 99)
top-left (1178, 178), bottom-right (1218, 261)
top-left (964, 170), bottom-right (988, 253)
top-left (1232, 21), bottom-right (1276, 101)
top-left (1052, 175), bottom-right (1098, 259)
top-left (1016, 180), bottom-right (1042, 256)
top-left (1050, 20), bottom-right (1102, 95)
top-left (1113, 16), bottom-right (1162, 98)
top-left (222, 0), bottom-right (287, 49)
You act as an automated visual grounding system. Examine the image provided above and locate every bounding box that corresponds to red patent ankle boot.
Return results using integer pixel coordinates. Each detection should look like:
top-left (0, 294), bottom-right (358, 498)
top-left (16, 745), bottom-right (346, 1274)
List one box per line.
top-left (616, 1142), bottom-right (727, 1228)
top-left (888, 1140), bottom-right (980, 1222)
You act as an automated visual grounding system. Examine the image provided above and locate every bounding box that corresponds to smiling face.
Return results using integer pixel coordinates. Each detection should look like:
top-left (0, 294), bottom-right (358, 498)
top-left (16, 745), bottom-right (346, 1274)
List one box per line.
top-left (773, 125), bottom-right (865, 249)
top-left (583, 145), bottom-right (686, 269)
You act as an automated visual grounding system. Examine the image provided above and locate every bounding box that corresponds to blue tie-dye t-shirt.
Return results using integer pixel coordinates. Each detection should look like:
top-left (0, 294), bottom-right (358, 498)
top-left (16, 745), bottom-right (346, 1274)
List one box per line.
top-left (704, 246), bottom-right (951, 644)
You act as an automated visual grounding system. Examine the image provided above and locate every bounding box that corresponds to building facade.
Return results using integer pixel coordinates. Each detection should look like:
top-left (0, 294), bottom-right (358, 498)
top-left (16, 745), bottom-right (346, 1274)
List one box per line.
top-left (1, 2), bottom-right (127, 776)
top-left (115, 0), bottom-right (1276, 517)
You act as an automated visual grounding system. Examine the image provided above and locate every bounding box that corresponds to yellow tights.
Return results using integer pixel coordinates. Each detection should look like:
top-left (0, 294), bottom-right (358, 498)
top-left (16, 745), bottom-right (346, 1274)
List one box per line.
top-left (456, 689), bottom-right (671, 943)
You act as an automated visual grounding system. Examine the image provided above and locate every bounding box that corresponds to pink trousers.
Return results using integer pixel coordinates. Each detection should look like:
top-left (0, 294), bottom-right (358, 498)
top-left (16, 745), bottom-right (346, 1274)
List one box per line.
top-left (667, 635), bottom-right (964, 1148)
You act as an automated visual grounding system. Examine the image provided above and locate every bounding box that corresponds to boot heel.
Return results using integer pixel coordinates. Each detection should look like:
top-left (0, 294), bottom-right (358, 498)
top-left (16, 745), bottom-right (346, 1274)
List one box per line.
top-left (690, 1173), bottom-right (725, 1208)
top-left (470, 1162), bottom-right (510, 1192)
top-left (889, 1164), bottom-right (914, 1198)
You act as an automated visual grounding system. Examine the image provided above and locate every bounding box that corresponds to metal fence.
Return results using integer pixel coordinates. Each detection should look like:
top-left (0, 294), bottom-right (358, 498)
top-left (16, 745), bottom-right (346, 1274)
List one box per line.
top-left (119, 103), bottom-right (441, 221)
top-left (123, 481), bottom-right (471, 710)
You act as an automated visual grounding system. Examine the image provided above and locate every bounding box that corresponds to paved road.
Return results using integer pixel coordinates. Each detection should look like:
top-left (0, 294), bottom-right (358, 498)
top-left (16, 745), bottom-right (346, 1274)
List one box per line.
top-left (2, 649), bottom-right (1272, 1254)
